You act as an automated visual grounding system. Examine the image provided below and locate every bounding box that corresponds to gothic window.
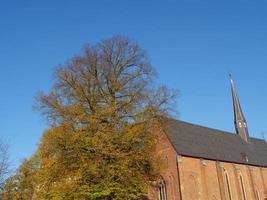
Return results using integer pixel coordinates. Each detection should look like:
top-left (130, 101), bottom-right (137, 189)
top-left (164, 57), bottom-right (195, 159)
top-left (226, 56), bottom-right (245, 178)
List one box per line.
top-left (238, 174), bottom-right (247, 200)
top-left (223, 168), bottom-right (232, 200)
top-left (256, 188), bottom-right (260, 200)
top-left (159, 178), bottom-right (167, 200)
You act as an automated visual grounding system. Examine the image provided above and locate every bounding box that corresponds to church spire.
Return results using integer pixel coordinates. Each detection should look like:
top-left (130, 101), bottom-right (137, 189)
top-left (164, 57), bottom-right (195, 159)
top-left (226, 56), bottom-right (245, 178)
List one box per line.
top-left (230, 75), bottom-right (249, 142)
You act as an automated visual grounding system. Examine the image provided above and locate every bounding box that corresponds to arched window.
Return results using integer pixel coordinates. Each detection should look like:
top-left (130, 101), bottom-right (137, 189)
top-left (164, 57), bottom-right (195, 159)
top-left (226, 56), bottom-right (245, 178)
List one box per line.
top-left (159, 178), bottom-right (167, 200)
top-left (223, 168), bottom-right (232, 200)
top-left (238, 174), bottom-right (247, 200)
top-left (255, 188), bottom-right (260, 200)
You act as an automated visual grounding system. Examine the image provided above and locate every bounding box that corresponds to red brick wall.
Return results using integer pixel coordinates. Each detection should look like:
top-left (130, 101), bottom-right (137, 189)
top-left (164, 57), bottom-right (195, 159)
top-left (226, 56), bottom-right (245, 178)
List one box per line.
top-left (149, 122), bottom-right (181, 200)
top-left (149, 124), bottom-right (267, 200)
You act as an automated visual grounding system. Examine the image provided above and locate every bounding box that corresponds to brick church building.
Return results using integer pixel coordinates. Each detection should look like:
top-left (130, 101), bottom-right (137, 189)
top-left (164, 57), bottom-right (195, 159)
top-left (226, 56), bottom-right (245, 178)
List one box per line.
top-left (149, 77), bottom-right (267, 200)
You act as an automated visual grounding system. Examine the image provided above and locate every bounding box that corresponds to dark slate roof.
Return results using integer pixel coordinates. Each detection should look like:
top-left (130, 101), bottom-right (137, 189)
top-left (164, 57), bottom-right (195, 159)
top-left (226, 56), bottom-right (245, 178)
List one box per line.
top-left (161, 118), bottom-right (267, 167)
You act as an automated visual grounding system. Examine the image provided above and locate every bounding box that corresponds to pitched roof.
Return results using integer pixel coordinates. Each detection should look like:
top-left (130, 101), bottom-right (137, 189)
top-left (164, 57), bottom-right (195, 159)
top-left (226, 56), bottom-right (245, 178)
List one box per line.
top-left (161, 118), bottom-right (267, 167)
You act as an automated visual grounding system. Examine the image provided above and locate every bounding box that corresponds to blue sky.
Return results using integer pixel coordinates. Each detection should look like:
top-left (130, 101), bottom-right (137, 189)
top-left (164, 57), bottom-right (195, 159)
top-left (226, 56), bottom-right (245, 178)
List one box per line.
top-left (1, 0), bottom-right (267, 169)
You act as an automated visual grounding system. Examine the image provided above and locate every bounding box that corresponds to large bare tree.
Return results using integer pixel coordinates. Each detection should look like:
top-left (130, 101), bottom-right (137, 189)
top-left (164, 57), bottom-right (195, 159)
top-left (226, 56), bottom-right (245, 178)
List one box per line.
top-left (1, 36), bottom-right (177, 200)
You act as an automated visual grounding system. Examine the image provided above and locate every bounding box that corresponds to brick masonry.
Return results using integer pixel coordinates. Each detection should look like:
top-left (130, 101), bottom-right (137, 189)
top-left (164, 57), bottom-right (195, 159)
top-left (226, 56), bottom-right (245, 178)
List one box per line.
top-left (149, 124), bottom-right (267, 200)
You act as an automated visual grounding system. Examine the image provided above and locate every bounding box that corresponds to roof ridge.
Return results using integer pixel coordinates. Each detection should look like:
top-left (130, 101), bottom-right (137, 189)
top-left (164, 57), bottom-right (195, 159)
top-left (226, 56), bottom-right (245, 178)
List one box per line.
top-left (167, 118), bottom-right (235, 135)
top-left (162, 118), bottom-right (267, 167)
top-left (166, 118), bottom-right (265, 142)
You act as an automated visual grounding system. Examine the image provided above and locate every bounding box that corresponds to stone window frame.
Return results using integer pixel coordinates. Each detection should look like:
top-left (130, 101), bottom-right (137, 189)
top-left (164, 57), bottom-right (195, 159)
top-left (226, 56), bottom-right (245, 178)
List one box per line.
top-left (223, 168), bottom-right (233, 200)
top-left (255, 187), bottom-right (260, 200)
top-left (159, 177), bottom-right (167, 200)
top-left (237, 171), bottom-right (247, 200)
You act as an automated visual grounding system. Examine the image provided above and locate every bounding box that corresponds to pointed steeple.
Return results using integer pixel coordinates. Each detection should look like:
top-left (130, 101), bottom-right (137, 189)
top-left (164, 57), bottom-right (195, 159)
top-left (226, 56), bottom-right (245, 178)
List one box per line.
top-left (230, 75), bottom-right (249, 142)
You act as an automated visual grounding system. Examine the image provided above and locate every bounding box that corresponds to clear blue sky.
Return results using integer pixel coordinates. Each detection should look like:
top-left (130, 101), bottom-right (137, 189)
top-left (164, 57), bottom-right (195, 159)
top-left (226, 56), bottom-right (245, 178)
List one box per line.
top-left (1, 0), bottom-right (267, 170)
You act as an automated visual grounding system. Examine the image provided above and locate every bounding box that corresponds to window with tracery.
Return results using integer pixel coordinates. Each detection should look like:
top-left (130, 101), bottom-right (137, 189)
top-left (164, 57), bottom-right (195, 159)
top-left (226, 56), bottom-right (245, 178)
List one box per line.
top-left (159, 178), bottom-right (167, 200)
top-left (223, 168), bottom-right (232, 200)
top-left (238, 174), bottom-right (247, 200)
top-left (256, 188), bottom-right (260, 200)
